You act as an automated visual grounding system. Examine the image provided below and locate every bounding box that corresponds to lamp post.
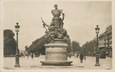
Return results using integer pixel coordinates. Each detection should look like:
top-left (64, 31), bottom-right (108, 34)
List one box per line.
top-left (95, 25), bottom-right (100, 66)
top-left (14, 22), bottom-right (20, 67)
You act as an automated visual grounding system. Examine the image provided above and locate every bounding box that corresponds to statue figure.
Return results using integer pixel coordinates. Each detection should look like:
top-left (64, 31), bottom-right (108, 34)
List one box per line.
top-left (51, 4), bottom-right (64, 28)
top-left (41, 4), bottom-right (70, 44)
top-left (51, 4), bottom-right (64, 18)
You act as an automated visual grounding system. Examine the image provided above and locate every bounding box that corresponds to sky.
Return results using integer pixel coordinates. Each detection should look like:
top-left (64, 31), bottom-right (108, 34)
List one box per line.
top-left (2, 0), bottom-right (112, 50)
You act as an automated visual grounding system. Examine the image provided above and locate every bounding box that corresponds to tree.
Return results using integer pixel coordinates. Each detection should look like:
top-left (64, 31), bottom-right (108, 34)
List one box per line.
top-left (82, 40), bottom-right (96, 56)
top-left (27, 34), bottom-right (48, 55)
top-left (4, 29), bottom-right (16, 57)
top-left (71, 41), bottom-right (81, 55)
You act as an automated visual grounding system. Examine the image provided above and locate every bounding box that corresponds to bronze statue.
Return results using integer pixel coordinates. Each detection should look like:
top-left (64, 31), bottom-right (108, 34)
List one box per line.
top-left (27, 4), bottom-right (73, 66)
top-left (41, 4), bottom-right (70, 44)
top-left (51, 4), bottom-right (64, 28)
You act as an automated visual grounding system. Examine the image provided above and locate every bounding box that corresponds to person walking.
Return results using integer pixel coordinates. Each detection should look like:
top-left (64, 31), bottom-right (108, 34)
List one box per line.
top-left (79, 47), bottom-right (86, 63)
top-left (79, 53), bottom-right (84, 63)
top-left (31, 52), bottom-right (34, 59)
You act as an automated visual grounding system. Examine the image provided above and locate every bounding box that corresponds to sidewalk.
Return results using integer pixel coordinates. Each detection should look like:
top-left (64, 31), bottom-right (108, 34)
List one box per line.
top-left (71, 56), bottom-right (112, 69)
top-left (3, 56), bottom-right (112, 70)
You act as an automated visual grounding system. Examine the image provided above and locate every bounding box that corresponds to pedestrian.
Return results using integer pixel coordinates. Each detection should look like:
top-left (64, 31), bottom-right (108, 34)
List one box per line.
top-left (79, 54), bottom-right (84, 63)
top-left (31, 52), bottom-right (34, 59)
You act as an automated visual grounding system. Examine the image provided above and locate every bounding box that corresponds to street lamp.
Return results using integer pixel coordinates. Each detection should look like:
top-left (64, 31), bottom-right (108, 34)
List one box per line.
top-left (14, 22), bottom-right (20, 67)
top-left (95, 25), bottom-right (100, 66)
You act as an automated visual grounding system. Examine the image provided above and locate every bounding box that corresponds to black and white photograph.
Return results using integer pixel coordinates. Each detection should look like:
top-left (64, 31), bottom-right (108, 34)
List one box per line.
top-left (0, 0), bottom-right (114, 72)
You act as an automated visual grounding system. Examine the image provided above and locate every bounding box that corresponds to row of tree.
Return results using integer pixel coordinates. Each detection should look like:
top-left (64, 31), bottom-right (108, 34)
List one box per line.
top-left (3, 29), bottom-right (87, 57)
top-left (82, 40), bottom-right (96, 56)
top-left (25, 40), bottom-right (83, 57)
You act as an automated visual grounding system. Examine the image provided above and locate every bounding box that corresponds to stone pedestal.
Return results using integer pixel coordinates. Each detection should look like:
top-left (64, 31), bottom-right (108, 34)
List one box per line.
top-left (40, 40), bottom-right (72, 66)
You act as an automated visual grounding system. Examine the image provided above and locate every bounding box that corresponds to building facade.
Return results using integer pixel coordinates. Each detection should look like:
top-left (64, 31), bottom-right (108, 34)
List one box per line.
top-left (98, 25), bottom-right (112, 57)
top-left (105, 25), bottom-right (112, 57)
top-left (82, 25), bottom-right (112, 57)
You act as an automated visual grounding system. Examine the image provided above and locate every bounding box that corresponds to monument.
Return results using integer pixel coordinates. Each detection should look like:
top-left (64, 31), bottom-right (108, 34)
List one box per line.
top-left (40, 4), bottom-right (72, 66)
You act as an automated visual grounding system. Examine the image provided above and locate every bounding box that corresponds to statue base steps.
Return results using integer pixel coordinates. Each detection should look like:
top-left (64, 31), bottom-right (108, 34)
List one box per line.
top-left (40, 61), bottom-right (72, 66)
top-left (40, 39), bottom-right (72, 66)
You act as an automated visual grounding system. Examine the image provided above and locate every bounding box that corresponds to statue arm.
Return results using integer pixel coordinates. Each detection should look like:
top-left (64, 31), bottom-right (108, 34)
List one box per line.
top-left (62, 12), bottom-right (64, 21)
top-left (61, 10), bottom-right (64, 21)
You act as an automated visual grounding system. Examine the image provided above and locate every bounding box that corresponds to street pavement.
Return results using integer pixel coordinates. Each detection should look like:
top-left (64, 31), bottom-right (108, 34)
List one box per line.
top-left (3, 55), bottom-right (112, 70)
